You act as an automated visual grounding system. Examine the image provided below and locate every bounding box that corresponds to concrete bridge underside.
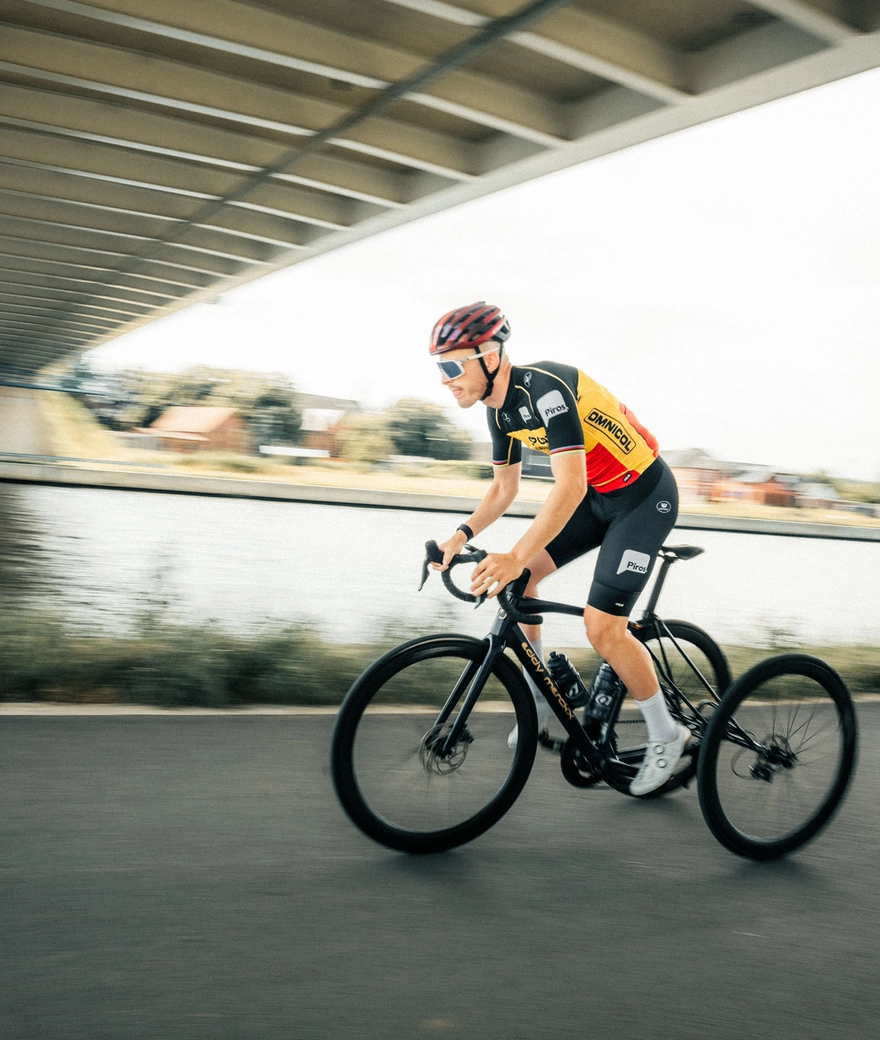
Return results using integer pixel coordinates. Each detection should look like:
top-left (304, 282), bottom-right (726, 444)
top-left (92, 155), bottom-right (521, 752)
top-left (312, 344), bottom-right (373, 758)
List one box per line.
top-left (1, 0), bottom-right (880, 377)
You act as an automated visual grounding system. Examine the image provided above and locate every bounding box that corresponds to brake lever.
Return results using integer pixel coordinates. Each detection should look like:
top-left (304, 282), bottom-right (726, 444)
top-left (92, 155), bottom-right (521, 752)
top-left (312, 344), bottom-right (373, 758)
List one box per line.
top-left (418, 540), bottom-right (444, 591)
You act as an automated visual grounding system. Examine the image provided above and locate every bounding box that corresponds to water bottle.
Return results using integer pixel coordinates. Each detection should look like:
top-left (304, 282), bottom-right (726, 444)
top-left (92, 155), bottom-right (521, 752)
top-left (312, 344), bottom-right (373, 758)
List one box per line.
top-left (546, 652), bottom-right (588, 708)
top-left (583, 663), bottom-right (624, 722)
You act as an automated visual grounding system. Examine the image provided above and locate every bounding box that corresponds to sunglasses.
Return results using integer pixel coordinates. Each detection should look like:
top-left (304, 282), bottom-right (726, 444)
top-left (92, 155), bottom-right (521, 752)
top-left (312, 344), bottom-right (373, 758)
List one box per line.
top-left (435, 347), bottom-right (499, 380)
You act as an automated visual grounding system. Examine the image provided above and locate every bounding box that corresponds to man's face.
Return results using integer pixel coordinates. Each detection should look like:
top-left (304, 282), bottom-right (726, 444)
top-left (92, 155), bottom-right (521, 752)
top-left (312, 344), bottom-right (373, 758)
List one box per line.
top-left (436, 347), bottom-right (495, 409)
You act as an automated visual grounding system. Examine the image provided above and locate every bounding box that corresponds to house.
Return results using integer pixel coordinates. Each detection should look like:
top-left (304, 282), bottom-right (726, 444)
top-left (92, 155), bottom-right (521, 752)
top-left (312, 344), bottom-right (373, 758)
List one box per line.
top-left (661, 448), bottom-right (729, 505)
top-left (795, 482), bottom-right (841, 510)
top-left (146, 406), bottom-right (252, 454)
top-left (712, 467), bottom-right (797, 507)
top-left (663, 449), bottom-right (803, 507)
top-left (294, 393), bottom-right (360, 456)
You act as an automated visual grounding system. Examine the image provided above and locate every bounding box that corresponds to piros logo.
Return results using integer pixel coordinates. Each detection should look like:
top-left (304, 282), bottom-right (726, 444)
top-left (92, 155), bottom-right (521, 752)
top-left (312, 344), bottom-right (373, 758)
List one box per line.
top-left (586, 408), bottom-right (634, 454)
top-left (521, 642), bottom-right (574, 720)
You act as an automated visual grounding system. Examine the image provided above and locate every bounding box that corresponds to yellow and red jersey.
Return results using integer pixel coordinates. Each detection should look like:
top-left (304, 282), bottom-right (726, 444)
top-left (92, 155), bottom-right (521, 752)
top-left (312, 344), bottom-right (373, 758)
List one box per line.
top-left (488, 361), bottom-right (659, 492)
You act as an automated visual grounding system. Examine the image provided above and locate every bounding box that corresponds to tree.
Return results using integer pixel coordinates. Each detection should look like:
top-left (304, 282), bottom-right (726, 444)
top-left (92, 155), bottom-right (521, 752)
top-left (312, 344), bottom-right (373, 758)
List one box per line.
top-left (337, 413), bottom-right (393, 465)
top-left (75, 365), bottom-right (303, 445)
top-left (383, 398), bottom-right (472, 461)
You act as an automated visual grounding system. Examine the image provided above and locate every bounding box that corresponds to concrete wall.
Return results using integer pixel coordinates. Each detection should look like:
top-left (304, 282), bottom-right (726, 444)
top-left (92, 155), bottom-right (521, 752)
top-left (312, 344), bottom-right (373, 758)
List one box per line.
top-left (0, 387), bottom-right (52, 456)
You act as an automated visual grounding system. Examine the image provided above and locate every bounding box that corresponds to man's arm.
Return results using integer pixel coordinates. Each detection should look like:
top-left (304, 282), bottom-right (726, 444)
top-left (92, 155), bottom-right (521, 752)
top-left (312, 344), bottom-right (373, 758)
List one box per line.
top-left (509, 450), bottom-right (586, 567)
top-left (438, 462), bottom-right (521, 568)
top-left (470, 450), bottom-right (586, 597)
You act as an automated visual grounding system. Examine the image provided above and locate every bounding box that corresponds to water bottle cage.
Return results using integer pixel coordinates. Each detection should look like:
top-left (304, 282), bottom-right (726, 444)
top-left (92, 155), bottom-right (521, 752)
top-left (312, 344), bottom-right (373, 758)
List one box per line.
top-left (583, 689), bottom-right (616, 722)
top-left (582, 665), bottom-right (625, 722)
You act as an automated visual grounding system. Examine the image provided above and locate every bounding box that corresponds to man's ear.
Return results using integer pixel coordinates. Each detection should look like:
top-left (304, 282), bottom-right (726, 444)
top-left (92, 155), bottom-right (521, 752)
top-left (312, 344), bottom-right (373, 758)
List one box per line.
top-left (485, 349), bottom-right (502, 372)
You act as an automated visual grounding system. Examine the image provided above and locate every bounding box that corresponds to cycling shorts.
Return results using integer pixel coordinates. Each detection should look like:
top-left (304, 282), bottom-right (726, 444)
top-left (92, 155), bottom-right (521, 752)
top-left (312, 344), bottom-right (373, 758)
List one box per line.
top-left (545, 458), bottom-right (679, 617)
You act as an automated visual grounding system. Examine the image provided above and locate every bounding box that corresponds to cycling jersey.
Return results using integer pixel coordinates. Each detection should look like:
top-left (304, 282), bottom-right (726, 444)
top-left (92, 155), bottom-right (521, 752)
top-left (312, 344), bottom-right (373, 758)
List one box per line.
top-left (488, 361), bottom-right (659, 492)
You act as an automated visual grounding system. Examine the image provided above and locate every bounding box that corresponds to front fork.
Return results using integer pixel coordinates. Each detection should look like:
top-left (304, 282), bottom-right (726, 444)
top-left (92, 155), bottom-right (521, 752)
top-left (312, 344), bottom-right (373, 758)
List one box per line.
top-left (435, 633), bottom-right (506, 754)
top-left (435, 607), bottom-right (619, 774)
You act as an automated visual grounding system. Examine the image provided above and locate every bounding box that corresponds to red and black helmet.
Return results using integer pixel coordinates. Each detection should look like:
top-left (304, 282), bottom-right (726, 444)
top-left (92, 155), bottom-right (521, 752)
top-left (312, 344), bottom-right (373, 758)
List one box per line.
top-left (429, 302), bottom-right (511, 355)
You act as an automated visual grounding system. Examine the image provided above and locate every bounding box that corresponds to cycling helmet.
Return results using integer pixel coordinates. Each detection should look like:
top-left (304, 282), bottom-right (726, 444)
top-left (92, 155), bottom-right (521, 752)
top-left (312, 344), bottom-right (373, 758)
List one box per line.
top-left (429, 302), bottom-right (510, 355)
top-left (430, 302), bottom-right (510, 400)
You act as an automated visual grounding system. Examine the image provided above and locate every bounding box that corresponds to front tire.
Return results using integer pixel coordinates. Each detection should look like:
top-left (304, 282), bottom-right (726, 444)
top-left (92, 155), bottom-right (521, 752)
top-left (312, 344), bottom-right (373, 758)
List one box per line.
top-left (331, 635), bottom-right (537, 853)
top-left (697, 654), bottom-right (857, 859)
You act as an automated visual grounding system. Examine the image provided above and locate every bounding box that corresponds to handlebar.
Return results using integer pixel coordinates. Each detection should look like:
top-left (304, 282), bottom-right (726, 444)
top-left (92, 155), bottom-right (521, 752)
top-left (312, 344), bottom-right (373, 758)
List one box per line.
top-left (419, 539), bottom-right (487, 606)
top-left (419, 540), bottom-right (543, 625)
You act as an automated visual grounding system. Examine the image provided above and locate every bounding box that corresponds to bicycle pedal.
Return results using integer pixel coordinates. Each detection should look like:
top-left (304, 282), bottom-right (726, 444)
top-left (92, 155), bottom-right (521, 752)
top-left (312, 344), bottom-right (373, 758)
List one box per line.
top-left (538, 731), bottom-right (565, 754)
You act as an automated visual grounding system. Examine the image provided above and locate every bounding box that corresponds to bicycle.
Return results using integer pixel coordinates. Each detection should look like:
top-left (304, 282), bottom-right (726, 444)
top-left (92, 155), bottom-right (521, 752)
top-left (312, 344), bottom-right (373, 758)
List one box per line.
top-left (331, 542), bottom-right (857, 860)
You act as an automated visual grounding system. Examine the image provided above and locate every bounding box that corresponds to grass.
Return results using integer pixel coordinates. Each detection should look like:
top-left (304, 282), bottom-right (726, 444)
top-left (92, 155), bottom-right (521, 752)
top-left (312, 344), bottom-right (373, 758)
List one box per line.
top-left (37, 392), bottom-right (131, 461)
top-left (0, 608), bottom-right (377, 708)
top-left (1, 605), bottom-right (877, 708)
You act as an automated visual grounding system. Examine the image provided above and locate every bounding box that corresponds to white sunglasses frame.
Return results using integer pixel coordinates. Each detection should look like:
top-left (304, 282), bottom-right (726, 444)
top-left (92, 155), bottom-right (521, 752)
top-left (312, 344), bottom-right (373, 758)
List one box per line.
top-left (435, 345), bottom-right (500, 379)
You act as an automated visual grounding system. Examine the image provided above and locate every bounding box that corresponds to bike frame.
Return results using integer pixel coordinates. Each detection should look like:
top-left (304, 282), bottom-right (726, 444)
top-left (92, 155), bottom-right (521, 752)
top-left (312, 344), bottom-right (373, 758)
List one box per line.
top-left (433, 548), bottom-right (724, 768)
top-left (437, 573), bottom-right (615, 772)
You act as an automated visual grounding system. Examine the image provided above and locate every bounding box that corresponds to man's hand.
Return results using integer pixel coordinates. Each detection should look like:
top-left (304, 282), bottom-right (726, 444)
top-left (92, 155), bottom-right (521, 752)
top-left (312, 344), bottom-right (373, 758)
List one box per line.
top-left (470, 551), bottom-right (524, 599)
top-left (432, 529), bottom-right (469, 571)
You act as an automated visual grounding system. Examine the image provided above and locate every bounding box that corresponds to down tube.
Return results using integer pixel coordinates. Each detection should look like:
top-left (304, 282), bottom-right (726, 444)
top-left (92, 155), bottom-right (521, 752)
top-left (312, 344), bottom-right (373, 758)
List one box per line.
top-left (506, 628), bottom-right (603, 768)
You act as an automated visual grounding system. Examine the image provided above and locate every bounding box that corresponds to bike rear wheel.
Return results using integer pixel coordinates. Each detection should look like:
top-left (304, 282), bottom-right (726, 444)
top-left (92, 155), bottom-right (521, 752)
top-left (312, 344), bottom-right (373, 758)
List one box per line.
top-left (331, 635), bottom-right (537, 853)
top-left (697, 654), bottom-right (857, 859)
top-left (604, 619), bottom-right (731, 797)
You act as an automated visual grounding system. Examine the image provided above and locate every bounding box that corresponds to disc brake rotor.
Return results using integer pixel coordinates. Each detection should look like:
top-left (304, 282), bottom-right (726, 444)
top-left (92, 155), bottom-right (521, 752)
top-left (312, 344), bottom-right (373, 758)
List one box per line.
top-left (418, 724), bottom-right (472, 775)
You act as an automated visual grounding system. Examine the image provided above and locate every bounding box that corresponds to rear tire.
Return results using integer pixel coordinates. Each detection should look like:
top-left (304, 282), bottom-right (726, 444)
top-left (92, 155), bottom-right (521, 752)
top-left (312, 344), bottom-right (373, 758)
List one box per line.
top-left (697, 654), bottom-right (857, 859)
top-left (331, 635), bottom-right (537, 853)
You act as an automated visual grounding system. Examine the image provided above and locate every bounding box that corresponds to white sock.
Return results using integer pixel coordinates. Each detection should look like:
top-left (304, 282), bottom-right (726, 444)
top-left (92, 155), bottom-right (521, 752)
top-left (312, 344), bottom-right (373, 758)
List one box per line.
top-left (636, 691), bottom-right (679, 744)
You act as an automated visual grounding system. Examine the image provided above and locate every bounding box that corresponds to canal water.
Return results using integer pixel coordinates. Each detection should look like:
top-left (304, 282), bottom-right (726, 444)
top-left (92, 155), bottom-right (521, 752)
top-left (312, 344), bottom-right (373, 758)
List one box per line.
top-left (1, 483), bottom-right (878, 648)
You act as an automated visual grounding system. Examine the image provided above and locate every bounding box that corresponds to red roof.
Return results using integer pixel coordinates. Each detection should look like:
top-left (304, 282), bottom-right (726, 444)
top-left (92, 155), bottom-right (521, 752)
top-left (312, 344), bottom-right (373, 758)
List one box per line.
top-left (149, 406), bottom-right (240, 434)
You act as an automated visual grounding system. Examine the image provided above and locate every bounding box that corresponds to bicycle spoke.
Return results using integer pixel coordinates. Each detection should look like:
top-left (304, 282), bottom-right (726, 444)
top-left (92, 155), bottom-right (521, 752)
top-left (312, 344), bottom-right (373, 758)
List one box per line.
top-left (698, 655), bottom-right (857, 859)
top-left (332, 636), bottom-right (536, 852)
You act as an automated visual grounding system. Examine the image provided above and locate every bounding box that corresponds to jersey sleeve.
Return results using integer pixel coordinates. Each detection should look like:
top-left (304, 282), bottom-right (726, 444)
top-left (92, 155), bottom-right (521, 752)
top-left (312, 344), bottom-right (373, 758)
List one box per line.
top-left (534, 375), bottom-right (585, 457)
top-left (488, 410), bottom-right (522, 466)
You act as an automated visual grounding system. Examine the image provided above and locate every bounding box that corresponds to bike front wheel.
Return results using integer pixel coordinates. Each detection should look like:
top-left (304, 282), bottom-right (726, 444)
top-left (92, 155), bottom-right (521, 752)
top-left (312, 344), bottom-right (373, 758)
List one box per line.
top-left (331, 634), bottom-right (537, 853)
top-left (697, 654), bottom-right (857, 859)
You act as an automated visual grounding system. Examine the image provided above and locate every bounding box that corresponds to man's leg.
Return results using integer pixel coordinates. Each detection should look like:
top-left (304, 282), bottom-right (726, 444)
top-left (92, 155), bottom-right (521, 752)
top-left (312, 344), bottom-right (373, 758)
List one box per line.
top-left (584, 461), bottom-right (686, 793)
top-left (583, 606), bottom-right (663, 702)
top-left (584, 606), bottom-right (687, 794)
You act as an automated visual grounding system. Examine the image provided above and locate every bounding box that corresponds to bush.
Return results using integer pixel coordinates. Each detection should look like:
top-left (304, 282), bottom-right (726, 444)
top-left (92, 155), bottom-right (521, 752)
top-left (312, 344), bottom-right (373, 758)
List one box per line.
top-left (0, 610), bottom-right (373, 708)
top-left (172, 452), bottom-right (267, 473)
top-left (1, 609), bottom-right (877, 707)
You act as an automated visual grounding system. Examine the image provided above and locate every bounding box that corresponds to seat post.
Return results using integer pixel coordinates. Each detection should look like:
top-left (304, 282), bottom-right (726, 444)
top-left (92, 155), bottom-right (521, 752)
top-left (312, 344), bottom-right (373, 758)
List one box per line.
top-left (640, 552), bottom-right (674, 619)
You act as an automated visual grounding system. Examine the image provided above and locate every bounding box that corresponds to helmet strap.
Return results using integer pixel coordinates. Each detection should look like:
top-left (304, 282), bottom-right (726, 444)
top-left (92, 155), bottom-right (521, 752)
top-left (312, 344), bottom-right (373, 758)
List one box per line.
top-left (477, 342), bottom-right (503, 401)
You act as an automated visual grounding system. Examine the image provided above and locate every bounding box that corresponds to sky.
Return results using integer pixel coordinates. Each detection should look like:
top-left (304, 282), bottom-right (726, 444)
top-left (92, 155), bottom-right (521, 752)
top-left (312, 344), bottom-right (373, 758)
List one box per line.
top-left (93, 66), bottom-right (880, 481)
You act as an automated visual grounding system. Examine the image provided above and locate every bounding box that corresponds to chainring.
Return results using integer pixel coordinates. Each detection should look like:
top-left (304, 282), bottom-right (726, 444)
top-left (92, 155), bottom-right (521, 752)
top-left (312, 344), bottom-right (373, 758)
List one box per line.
top-left (560, 738), bottom-right (604, 788)
top-left (559, 718), bottom-right (613, 789)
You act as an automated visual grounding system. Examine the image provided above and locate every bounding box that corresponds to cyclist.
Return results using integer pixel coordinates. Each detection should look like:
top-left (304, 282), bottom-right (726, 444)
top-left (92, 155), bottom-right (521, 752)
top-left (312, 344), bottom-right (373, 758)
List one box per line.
top-left (431, 301), bottom-right (686, 796)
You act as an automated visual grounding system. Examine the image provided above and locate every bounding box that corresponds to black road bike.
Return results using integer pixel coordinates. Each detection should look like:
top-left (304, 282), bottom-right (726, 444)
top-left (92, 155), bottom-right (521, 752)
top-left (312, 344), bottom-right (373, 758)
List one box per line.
top-left (331, 543), bottom-right (857, 860)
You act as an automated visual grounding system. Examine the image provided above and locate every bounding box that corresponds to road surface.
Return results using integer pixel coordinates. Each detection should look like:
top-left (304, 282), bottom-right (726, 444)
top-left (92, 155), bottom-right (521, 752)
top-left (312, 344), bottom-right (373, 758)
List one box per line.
top-left (2, 708), bottom-right (877, 1040)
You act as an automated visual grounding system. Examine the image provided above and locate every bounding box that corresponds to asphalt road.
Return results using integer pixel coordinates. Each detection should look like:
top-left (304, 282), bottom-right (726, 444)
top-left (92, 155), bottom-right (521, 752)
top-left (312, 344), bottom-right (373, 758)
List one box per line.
top-left (2, 707), bottom-right (878, 1040)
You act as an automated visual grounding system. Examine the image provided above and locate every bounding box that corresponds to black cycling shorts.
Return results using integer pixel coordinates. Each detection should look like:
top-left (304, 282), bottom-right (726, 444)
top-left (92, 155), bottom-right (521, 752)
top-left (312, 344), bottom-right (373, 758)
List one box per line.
top-left (545, 458), bottom-right (679, 617)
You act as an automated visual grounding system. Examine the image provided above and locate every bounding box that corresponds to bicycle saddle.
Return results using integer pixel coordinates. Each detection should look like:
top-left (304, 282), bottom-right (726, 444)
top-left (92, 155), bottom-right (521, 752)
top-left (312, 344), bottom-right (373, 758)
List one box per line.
top-left (659, 545), bottom-right (704, 561)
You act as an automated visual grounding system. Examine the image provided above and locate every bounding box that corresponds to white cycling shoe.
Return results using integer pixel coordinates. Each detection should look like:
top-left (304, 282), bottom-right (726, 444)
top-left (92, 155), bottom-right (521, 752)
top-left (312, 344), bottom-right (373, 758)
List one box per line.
top-left (508, 701), bottom-right (553, 750)
top-left (629, 724), bottom-right (690, 796)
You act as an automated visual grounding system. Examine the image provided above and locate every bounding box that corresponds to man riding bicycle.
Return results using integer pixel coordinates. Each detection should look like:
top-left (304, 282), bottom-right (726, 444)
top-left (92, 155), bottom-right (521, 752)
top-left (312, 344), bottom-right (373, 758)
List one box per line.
top-left (431, 301), bottom-right (686, 796)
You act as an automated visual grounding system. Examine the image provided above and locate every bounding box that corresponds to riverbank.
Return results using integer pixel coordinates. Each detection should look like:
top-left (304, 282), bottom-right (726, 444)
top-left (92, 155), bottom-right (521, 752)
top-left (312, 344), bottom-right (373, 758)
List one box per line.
top-left (3, 454), bottom-right (880, 541)
top-left (3, 386), bottom-right (878, 538)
